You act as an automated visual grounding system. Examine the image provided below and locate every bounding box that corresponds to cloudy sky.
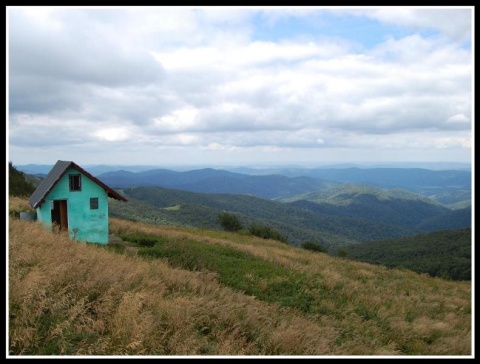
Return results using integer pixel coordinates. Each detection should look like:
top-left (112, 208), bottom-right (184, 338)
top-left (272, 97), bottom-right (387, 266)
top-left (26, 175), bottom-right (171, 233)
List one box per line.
top-left (7, 6), bottom-right (473, 167)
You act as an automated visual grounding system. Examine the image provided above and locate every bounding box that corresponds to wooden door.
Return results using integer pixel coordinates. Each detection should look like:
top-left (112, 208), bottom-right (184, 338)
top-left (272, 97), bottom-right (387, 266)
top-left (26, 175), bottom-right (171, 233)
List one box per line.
top-left (51, 200), bottom-right (68, 230)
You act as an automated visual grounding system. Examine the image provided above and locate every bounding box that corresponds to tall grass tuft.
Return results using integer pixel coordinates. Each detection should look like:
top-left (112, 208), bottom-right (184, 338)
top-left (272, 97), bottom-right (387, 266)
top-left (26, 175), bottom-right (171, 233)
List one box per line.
top-left (8, 196), bottom-right (35, 218)
top-left (8, 207), bottom-right (472, 356)
top-left (9, 218), bottom-right (337, 356)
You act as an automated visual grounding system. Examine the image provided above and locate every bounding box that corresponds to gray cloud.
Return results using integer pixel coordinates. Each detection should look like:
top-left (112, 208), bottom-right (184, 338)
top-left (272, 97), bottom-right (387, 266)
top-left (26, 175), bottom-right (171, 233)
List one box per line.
top-left (7, 6), bottom-right (472, 165)
top-left (9, 8), bottom-right (166, 121)
top-left (9, 9), bottom-right (165, 87)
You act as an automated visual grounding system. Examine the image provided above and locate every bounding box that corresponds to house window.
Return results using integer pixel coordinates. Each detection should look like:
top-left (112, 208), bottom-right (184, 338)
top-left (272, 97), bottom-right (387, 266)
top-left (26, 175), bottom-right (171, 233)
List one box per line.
top-left (90, 197), bottom-right (99, 210)
top-left (69, 174), bottom-right (82, 191)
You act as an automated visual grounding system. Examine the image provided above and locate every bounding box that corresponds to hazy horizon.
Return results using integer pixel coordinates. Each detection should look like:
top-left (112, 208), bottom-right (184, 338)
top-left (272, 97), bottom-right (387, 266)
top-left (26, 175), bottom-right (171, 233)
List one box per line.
top-left (13, 160), bottom-right (472, 177)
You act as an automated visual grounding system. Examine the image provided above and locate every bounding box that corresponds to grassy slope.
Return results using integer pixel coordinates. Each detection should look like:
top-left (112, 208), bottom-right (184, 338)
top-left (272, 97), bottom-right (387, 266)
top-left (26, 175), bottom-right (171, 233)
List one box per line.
top-left (8, 212), bottom-right (471, 356)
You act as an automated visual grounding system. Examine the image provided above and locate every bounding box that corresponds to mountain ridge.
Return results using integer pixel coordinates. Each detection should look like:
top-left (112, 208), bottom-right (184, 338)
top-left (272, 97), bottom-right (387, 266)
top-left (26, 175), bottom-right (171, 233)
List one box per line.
top-left (109, 184), bottom-right (471, 250)
top-left (15, 163), bottom-right (471, 206)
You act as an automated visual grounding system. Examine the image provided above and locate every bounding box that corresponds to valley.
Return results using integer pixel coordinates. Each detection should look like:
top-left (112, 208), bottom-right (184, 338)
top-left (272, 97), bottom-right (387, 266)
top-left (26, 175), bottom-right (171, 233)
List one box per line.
top-left (14, 163), bottom-right (472, 280)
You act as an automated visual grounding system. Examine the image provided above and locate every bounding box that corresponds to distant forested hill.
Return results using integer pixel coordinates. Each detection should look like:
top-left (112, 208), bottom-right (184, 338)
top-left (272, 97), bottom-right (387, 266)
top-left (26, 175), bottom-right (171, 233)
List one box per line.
top-left (98, 168), bottom-right (339, 199)
top-left (17, 164), bottom-right (470, 207)
top-left (109, 184), bottom-right (470, 251)
top-left (277, 184), bottom-right (471, 232)
top-left (109, 186), bottom-right (395, 249)
top-left (232, 167), bottom-right (471, 193)
top-left (415, 207), bottom-right (472, 232)
top-left (96, 166), bottom-right (471, 207)
top-left (342, 228), bottom-right (472, 281)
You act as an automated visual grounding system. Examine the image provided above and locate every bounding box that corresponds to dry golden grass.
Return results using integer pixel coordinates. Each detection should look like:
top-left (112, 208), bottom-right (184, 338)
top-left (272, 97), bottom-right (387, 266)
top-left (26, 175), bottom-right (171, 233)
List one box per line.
top-left (109, 218), bottom-right (472, 356)
top-left (9, 218), bottom-right (336, 356)
top-left (8, 207), bottom-right (472, 357)
top-left (8, 196), bottom-right (35, 217)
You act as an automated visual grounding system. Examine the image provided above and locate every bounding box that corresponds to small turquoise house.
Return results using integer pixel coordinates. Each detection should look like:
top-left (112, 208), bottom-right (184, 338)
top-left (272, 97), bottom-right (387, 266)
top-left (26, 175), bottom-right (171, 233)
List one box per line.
top-left (29, 160), bottom-right (127, 244)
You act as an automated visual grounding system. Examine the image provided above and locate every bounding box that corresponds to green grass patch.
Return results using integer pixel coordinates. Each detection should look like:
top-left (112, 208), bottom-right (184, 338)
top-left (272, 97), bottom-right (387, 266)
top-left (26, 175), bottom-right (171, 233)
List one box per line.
top-left (138, 236), bottom-right (325, 313)
top-left (103, 243), bottom-right (126, 254)
top-left (117, 232), bottom-right (164, 247)
top-left (163, 204), bottom-right (181, 211)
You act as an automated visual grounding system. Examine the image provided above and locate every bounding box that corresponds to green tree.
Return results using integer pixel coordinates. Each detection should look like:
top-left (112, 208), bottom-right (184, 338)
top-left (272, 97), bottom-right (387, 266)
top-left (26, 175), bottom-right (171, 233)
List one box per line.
top-left (217, 212), bottom-right (243, 232)
top-left (248, 224), bottom-right (288, 243)
top-left (9, 162), bottom-right (36, 197)
top-left (301, 241), bottom-right (327, 253)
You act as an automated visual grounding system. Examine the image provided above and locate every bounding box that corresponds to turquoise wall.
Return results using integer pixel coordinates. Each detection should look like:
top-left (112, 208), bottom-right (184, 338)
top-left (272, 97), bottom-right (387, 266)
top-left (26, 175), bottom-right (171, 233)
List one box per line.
top-left (36, 166), bottom-right (110, 244)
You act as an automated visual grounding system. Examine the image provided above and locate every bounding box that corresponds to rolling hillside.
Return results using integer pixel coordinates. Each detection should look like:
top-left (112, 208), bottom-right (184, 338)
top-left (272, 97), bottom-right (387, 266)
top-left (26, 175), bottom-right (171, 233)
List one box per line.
top-left (97, 166), bottom-right (471, 207)
top-left (109, 186), bottom-right (377, 249)
top-left (97, 168), bottom-right (339, 199)
top-left (8, 213), bottom-right (472, 356)
top-left (16, 164), bottom-right (471, 207)
top-left (277, 184), bottom-right (470, 233)
top-left (108, 184), bottom-right (470, 251)
top-left (229, 166), bottom-right (471, 194)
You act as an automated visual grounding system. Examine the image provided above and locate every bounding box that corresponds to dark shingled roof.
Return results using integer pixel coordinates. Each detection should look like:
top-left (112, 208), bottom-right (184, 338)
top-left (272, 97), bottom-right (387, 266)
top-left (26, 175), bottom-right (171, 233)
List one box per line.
top-left (29, 160), bottom-right (128, 209)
